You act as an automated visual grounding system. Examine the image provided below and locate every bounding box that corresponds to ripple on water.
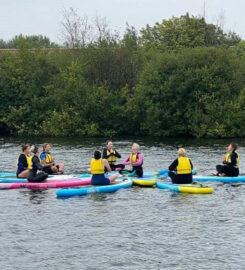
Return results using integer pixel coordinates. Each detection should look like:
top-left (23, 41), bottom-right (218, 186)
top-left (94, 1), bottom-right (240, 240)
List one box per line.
top-left (0, 138), bottom-right (245, 269)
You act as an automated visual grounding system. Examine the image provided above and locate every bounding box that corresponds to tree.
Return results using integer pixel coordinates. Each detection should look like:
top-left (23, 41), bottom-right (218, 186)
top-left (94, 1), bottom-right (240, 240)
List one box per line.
top-left (60, 8), bottom-right (119, 48)
top-left (0, 34), bottom-right (58, 49)
top-left (121, 24), bottom-right (139, 49)
top-left (60, 7), bottom-right (93, 48)
top-left (140, 13), bottom-right (241, 51)
top-left (92, 14), bottom-right (119, 46)
top-left (128, 47), bottom-right (245, 137)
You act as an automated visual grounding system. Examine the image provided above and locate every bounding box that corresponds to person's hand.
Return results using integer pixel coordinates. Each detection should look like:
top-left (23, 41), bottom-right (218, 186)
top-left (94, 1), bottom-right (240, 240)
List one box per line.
top-left (222, 154), bottom-right (226, 162)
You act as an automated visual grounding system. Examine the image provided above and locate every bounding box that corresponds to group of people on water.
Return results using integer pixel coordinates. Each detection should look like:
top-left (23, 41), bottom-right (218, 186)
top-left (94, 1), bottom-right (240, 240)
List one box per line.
top-left (92, 141), bottom-right (240, 185)
top-left (17, 140), bottom-right (240, 185)
top-left (91, 141), bottom-right (144, 185)
top-left (17, 143), bottom-right (64, 182)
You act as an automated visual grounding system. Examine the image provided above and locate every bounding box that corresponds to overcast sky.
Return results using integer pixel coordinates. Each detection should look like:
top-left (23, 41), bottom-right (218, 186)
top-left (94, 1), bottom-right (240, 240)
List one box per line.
top-left (1, 0), bottom-right (245, 43)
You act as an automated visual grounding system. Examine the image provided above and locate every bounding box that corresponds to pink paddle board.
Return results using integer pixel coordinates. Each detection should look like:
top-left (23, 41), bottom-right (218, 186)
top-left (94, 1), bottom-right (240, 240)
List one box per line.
top-left (0, 177), bottom-right (91, 189)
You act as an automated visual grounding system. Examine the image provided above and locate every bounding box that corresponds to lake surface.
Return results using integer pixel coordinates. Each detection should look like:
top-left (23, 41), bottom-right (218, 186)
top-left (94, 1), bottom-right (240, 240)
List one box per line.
top-left (0, 137), bottom-right (245, 270)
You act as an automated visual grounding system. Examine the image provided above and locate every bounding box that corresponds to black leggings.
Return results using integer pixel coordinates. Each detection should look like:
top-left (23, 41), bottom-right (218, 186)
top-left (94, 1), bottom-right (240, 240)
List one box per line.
top-left (216, 165), bottom-right (239, 177)
top-left (28, 172), bottom-right (48, 183)
top-left (168, 171), bottom-right (192, 184)
top-left (107, 163), bottom-right (125, 172)
top-left (120, 167), bottom-right (143, 177)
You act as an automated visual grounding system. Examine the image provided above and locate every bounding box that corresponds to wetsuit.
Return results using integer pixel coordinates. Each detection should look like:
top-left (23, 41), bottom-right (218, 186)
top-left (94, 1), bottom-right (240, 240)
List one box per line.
top-left (216, 151), bottom-right (239, 176)
top-left (16, 154), bottom-right (28, 177)
top-left (90, 158), bottom-right (110, 186)
top-left (168, 156), bottom-right (193, 184)
top-left (27, 156), bottom-right (48, 183)
top-left (102, 148), bottom-right (125, 171)
top-left (123, 153), bottom-right (143, 177)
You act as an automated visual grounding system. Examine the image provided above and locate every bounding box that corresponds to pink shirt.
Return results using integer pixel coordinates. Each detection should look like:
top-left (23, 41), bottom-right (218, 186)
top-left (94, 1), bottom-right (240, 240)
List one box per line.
top-left (123, 153), bottom-right (143, 167)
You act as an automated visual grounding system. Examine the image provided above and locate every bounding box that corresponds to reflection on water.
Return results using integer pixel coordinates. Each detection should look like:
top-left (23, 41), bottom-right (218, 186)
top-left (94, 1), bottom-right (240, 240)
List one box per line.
top-left (0, 137), bottom-right (245, 269)
top-left (20, 190), bottom-right (49, 204)
top-left (90, 193), bottom-right (109, 201)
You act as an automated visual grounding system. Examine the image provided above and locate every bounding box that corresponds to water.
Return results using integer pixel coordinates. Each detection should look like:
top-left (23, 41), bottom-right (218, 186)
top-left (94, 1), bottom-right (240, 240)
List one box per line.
top-left (0, 137), bottom-right (245, 270)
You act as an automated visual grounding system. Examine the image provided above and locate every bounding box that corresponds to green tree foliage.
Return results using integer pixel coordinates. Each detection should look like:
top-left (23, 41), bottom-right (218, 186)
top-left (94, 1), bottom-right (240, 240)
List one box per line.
top-left (130, 47), bottom-right (245, 137)
top-left (121, 25), bottom-right (139, 49)
top-left (0, 14), bottom-right (244, 138)
top-left (140, 13), bottom-right (241, 51)
top-left (0, 34), bottom-right (58, 49)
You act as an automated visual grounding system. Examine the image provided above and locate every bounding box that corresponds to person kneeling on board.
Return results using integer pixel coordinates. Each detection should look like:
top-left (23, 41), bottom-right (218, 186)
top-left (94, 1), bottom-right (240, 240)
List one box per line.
top-left (215, 142), bottom-right (239, 177)
top-left (168, 148), bottom-right (193, 184)
top-left (27, 146), bottom-right (48, 183)
top-left (90, 151), bottom-right (118, 186)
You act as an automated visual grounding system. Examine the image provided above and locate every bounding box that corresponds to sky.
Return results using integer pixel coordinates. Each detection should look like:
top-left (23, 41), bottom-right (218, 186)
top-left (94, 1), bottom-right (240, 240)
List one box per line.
top-left (0, 0), bottom-right (245, 43)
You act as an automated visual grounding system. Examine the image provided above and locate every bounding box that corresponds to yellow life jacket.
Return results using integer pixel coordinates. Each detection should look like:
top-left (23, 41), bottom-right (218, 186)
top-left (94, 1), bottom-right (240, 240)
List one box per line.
top-left (225, 152), bottom-right (240, 167)
top-left (177, 157), bottom-right (192, 174)
top-left (107, 149), bottom-right (116, 164)
top-left (27, 155), bottom-right (41, 170)
top-left (130, 153), bottom-right (138, 163)
top-left (90, 158), bottom-right (104, 174)
top-left (26, 154), bottom-right (33, 170)
top-left (44, 152), bottom-right (53, 163)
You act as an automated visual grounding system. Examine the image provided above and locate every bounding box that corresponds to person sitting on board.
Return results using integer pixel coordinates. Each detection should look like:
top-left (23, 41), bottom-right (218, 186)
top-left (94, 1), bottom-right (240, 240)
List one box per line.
top-left (27, 145), bottom-right (48, 183)
top-left (40, 143), bottom-right (64, 175)
top-left (215, 143), bottom-right (239, 177)
top-left (102, 140), bottom-right (125, 172)
top-left (16, 144), bottom-right (32, 178)
top-left (122, 143), bottom-right (144, 177)
top-left (168, 148), bottom-right (193, 184)
top-left (90, 150), bottom-right (118, 186)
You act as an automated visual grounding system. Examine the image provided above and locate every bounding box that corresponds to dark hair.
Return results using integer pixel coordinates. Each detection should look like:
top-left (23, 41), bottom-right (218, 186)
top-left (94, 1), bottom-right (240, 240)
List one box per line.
top-left (94, 151), bottom-right (101, 160)
top-left (31, 145), bottom-right (39, 154)
top-left (230, 142), bottom-right (237, 151)
top-left (106, 140), bottom-right (113, 146)
top-left (21, 144), bottom-right (29, 152)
